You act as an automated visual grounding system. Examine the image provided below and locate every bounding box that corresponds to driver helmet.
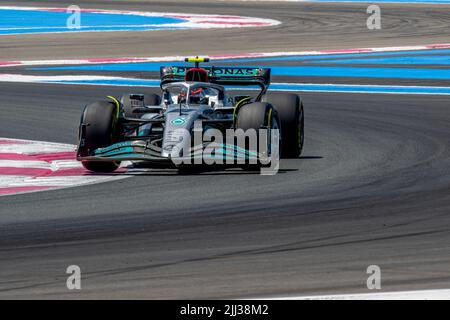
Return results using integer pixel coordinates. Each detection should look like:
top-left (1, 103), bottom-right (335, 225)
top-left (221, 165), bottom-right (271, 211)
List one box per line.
top-left (189, 87), bottom-right (207, 104)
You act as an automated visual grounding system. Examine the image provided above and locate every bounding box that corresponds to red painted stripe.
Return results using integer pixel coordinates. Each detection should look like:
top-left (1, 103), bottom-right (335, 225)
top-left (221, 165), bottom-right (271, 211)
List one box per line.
top-left (204, 16), bottom-right (247, 20)
top-left (0, 165), bottom-right (126, 177)
top-left (0, 167), bottom-right (51, 176)
top-left (33, 152), bottom-right (76, 162)
top-left (0, 153), bottom-right (33, 160)
top-left (169, 15), bottom-right (243, 19)
top-left (426, 44), bottom-right (450, 49)
top-left (45, 166), bottom-right (127, 176)
top-left (210, 53), bottom-right (265, 59)
top-left (0, 61), bottom-right (20, 66)
top-left (0, 186), bottom-right (53, 195)
top-left (87, 57), bottom-right (147, 63)
top-left (0, 152), bottom-right (76, 161)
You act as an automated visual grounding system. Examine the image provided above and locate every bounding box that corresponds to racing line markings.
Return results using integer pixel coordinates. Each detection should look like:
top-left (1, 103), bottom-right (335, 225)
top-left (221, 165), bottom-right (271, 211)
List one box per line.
top-left (2, 74), bottom-right (450, 95)
top-left (0, 138), bottom-right (130, 196)
top-left (2, 43), bottom-right (450, 67)
top-left (262, 288), bottom-right (450, 300)
top-left (0, 6), bottom-right (279, 35)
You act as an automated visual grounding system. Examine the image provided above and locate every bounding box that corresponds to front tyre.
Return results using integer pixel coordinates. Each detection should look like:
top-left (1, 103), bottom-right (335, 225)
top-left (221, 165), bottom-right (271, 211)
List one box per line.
top-left (78, 100), bottom-right (120, 173)
top-left (236, 102), bottom-right (280, 169)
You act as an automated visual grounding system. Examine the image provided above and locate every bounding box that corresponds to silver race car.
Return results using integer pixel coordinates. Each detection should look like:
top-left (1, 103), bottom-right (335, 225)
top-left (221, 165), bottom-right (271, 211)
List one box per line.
top-left (76, 57), bottom-right (304, 172)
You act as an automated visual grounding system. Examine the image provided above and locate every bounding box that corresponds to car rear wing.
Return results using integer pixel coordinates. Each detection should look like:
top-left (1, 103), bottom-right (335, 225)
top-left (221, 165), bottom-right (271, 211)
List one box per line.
top-left (160, 66), bottom-right (271, 89)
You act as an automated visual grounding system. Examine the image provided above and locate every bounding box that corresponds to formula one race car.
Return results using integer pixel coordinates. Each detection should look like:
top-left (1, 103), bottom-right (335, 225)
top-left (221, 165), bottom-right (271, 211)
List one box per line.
top-left (76, 57), bottom-right (304, 172)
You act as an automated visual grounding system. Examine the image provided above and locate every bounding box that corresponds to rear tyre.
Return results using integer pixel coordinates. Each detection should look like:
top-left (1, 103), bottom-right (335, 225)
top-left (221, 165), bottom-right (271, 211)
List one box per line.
top-left (121, 93), bottom-right (161, 118)
top-left (262, 92), bottom-right (304, 158)
top-left (236, 102), bottom-right (280, 169)
top-left (79, 100), bottom-right (120, 173)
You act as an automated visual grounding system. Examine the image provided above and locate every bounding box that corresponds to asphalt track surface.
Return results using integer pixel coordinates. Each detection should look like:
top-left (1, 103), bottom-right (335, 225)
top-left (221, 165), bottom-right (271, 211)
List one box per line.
top-left (2, 0), bottom-right (450, 59)
top-left (1, 1), bottom-right (450, 299)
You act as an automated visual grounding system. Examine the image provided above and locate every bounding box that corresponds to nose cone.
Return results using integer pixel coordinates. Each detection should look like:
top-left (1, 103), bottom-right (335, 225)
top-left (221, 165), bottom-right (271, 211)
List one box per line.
top-left (162, 112), bottom-right (194, 159)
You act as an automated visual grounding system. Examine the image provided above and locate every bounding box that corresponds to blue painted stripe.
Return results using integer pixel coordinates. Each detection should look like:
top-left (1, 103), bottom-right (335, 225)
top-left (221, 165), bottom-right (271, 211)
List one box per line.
top-left (270, 83), bottom-right (450, 95)
top-left (220, 50), bottom-right (450, 63)
top-left (42, 78), bottom-right (450, 95)
top-left (245, 66), bottom-right (450, 79)
top-left (313, 55), bottom-right (450, 65)
top-left (0, 8), bottom-right (186, 35)
top-left (1, 25), bottom-right (184, 34)
top-left (32, 47), bottom-right (450, 80)
top-left (33, 49), bottom-right (450, 72)
top-left (39, 64), bottom-right (450, 80)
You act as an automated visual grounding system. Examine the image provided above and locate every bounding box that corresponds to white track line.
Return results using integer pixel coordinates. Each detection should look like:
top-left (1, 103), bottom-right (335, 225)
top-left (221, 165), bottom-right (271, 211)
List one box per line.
top-left (0, 138), bottom-right (130, 196)
top-left (264, 289), bottom-right (450, 300)
top-left (1, 74), bottom-right (450, 95)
